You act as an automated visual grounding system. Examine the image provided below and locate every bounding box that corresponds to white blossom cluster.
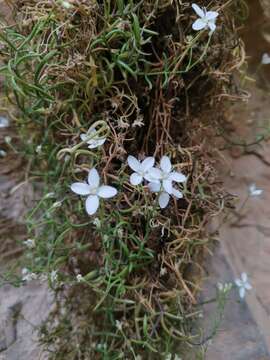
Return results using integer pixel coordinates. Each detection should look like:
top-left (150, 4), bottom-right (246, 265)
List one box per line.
top-left (70, 123), bottom-right (188, 215)
top-left (128, 155), bottom-right (187, 209)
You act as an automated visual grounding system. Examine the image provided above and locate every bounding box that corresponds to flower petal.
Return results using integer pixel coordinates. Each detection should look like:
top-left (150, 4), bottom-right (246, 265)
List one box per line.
top-left (245, 282), bottom-right (252, 290)
top-left (85, 195), bottom-right (99, 215)
top-left (169, 171), bottom-right (187, 183)
top-left (163, 179), bottom-right (173, 194)
top-left (145, 167), bottom-right (162, 181)
top-left (239, 287), bottom-right (245, 299)
top-left (80, 134), bottom-right (87, 141)
top-left (192, 19), bottom-right (206, 31)
top-left (241, 272), bottom-right (248, 282)
top-left (235, 279), bottom-right (242, 287)
top-left (0, 117), bottom-right (9, 128)
top-left (128, 155), bottom-right (141, 172)
top-left (98, 185), bottom-right (117, 198)
top-left (160, 156), bottom-right (172, 173)
top-left (88, 168), bottom-right (100, 187)
top-left (208, 21), bottom-right (216, 32)
top-left (172, 188), bottom-right (183, 199)
top-left (192, 3), bottom-right (205, 18)
top-left (130, 172), bottom-right (143, 185)
top-left (262, 53), bottom-right (270, 65)
top-left (159, 192), bottom-right (170, 209)
top-left (71, 182), bottom-right (91, 195)
top-left (148, 181), bottom-right (161, 193)
top-left (81, 128), bottom-right (96, 141)
top-left (87, 138), bottom-right (106, 149)
top-left (141, 157), bottom-right (155, 172)
top-left (206, 11), bottom-right (219, 20)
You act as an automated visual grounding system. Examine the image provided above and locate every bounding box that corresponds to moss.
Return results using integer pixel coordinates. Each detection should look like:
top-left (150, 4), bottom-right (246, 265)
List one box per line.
top-left (0, 0), bottom-right (245, 358)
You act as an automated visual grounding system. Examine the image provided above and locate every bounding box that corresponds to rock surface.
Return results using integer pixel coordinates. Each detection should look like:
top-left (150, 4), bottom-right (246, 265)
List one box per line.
top-left (0, 126), bottom-right (53, 359)
top-left (0, 282), bottom-right (53, 360)
top-left (205, 61), bottom-right (270, 360)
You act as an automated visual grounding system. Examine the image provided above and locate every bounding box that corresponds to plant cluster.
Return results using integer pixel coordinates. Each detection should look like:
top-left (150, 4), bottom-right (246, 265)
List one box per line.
top-left (0, 0), bottom-right (246, 358)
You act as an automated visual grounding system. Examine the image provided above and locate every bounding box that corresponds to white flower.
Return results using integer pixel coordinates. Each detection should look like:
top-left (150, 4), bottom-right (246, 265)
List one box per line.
top-left (192, 3), bottom-right (219, 34)
top-left (50, 270), bottom-right (58, 283)
top-left (262, 53), bottom-right (270, 65)
top-left (127, 155), bottom-right (155, 185)
top-left (76, 274), bottom-right (83, 282)
top-left (22, 268), bottom-right (38, 282)
top-left (249, 183), bottom-right (263, 197)
top-left (115, 320), bottom-right (123, 331)
top-left (148, 156), bottom-right (187, 209)
top-left (23, 238), bottom-right (35, 249)
top-left (71, 168), bottom-right (117, 215)
top-left (36, 145), bottom-right (42, 154)
top-left (0, 116), bottom-right (9, 128)
top-left (80, 127), bottom-right (106, 149)
top-left (0, 149), bottom-right (7, 157)
top-left (235, 272), bottom-right (252, 299)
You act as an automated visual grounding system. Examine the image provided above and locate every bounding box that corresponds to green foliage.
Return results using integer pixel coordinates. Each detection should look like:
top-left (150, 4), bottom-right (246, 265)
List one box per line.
top-left (0, 0), bottom-right (245, 358)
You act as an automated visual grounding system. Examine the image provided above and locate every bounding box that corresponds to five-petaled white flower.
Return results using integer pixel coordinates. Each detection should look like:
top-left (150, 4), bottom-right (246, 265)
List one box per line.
top-left (262, 53), bottom-right (270, 65)
top-left (249, 183), bottom-right (263, 197)
top-left (148, 156), bottom-right (187, 209)
top-left (192, 3), bottom-right (219, 34)
top-left (235, 272), bottom-right (252, 299)
top-left (80, 127), bottom-right (106, 149)
top-left (71, 168), bottom-right (117, 215)
top-left (127, 155), bottom-right (155, 185)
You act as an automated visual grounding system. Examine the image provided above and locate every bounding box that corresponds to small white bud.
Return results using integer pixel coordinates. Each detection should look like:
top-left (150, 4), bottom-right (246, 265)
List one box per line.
top-left (45, 192), bottom-right (55, 199)
top-left (76, 274), bottom-right (83, 282)
top-left (36, 145), bottom-right (42, 154)
top-left (51, 201), bottom-right (62, 209)
top-left (23, 238), bottom-right (35, 249)
top-left (4, 136), bottom-right (11, 144)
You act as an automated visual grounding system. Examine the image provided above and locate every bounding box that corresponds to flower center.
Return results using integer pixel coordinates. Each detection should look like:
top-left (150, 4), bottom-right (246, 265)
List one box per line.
top-left (89, 186), bottom-right (98, 195)
top-left (161, 172), bottom-right (170, 180)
